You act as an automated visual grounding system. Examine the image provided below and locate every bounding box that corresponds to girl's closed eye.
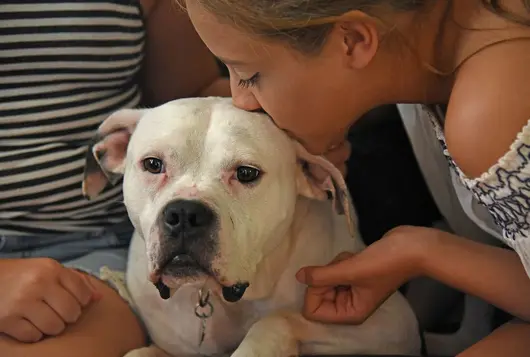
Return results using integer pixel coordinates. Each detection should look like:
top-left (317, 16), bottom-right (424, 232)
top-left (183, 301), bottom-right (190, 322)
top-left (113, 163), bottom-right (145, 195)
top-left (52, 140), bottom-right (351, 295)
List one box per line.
top-left (238, 72), bottom-right (260, 88)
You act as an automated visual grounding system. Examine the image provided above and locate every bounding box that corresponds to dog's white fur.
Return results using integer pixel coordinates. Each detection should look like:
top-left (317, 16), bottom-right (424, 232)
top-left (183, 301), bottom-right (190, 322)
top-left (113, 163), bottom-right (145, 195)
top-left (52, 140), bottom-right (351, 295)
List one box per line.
top-left (83, 97), bottom-right (421, 357)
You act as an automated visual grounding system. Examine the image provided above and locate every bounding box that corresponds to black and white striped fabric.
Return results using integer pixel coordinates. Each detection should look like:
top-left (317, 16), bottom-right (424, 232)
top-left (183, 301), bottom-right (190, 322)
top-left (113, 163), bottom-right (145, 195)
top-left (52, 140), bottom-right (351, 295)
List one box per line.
top-left (0, 0), bottom-right (145, 236)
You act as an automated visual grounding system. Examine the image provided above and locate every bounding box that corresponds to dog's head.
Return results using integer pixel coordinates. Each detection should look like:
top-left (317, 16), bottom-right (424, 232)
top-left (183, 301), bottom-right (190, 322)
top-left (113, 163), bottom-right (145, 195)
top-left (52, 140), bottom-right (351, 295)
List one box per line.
top-left (83, 97), bottom-right (354, 302)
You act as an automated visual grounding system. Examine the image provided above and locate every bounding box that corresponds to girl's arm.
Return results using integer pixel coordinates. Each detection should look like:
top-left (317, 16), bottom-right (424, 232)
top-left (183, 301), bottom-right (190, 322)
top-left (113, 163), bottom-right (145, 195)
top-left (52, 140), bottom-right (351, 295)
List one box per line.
top-left (298, 226), bottom-right (530, 324)
top-left (418, 228), bottom-right (530, 321)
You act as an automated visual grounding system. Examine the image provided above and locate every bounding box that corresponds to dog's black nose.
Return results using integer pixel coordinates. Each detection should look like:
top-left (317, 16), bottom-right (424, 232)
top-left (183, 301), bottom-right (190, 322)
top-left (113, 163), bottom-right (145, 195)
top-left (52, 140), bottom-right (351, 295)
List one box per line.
top-left (163, 200), bottom-right (214, 234)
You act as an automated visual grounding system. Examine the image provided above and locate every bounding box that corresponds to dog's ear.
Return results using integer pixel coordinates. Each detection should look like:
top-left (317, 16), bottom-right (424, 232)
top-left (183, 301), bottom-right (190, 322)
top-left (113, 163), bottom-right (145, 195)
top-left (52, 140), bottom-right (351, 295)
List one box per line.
top-left (82, 108), bottom-right (145, 200)
top-left (294, 142), bottom-right (357, 237)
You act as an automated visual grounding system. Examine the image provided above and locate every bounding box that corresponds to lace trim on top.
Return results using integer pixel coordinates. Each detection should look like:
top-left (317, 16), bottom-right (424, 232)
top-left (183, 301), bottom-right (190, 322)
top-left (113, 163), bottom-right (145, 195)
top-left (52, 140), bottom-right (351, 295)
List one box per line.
top-left (426, 106), bottom-right (530, 241)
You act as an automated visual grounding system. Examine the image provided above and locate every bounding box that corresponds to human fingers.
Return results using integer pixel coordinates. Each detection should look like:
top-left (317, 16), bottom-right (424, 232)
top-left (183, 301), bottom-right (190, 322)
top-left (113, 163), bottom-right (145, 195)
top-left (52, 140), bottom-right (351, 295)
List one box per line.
top-left (296, 253), bottom-right (358, 287)
top-left (330, 251), bottom-right (355, 263)
top-left (302, 286), bottom-right (367, 324)
top-left (72, 270), bottom-right (103, 300)
top-left (2, 318), bottom-right (43, 343)
top-left (44, 284), bottom-right (83, 324)
top-left (22, 301), bottom-right (66, 336)
top-left (58, 268), bottom-right (99, 307)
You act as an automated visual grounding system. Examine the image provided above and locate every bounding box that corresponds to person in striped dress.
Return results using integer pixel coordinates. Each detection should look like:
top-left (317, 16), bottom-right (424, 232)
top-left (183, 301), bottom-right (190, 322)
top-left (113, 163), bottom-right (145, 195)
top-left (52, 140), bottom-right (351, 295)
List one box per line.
top-left (0, 0), bottom-right (230, 355)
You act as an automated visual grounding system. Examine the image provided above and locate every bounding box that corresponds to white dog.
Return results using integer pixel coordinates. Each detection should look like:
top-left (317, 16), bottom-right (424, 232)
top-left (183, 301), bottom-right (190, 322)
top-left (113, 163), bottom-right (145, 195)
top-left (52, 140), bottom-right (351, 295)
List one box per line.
top-left (82, 97), bottom-right (421, 357)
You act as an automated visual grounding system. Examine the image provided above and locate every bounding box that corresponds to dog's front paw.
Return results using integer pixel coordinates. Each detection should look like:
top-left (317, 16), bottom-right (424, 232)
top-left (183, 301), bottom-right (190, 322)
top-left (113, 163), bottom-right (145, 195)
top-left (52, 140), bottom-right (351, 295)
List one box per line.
top-left (230, 340), bottom-right (298, 357)
top-left (123, 346), bottom-right (170, 357)
top-left (231, 350), bottom-right (298, 357)
top-left (231, 314), bottom-right (299, 357)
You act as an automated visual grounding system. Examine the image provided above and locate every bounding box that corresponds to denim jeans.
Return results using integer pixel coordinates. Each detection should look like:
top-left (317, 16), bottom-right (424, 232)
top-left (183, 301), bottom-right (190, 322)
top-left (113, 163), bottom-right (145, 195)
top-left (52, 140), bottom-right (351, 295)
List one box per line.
top-left (0, 221), bottom-right (133, 276)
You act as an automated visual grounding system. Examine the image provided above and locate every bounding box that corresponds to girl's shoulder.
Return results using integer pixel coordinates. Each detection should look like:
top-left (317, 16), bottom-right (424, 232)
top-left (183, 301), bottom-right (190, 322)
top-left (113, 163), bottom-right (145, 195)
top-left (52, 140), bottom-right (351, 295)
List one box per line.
top-left (444, 36), bottom-right (530, 180)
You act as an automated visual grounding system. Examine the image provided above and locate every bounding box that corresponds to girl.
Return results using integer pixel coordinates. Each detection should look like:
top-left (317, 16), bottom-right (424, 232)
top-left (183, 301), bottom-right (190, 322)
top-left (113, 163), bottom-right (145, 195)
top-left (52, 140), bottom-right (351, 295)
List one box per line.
top-left (184, 0), bottom-right (530, 355)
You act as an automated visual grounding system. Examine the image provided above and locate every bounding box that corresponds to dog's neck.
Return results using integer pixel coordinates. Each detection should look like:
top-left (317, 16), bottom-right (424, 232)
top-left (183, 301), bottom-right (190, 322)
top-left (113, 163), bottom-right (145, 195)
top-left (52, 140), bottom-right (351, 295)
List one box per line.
top-left (243, 197), bottom-right (314, 300)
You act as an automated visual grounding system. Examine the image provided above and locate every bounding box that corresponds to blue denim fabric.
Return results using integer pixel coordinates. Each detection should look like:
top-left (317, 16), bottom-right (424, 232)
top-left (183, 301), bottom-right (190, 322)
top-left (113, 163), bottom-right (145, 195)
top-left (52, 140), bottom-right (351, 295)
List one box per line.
top-left (0, 221), bottom-right (133, 275)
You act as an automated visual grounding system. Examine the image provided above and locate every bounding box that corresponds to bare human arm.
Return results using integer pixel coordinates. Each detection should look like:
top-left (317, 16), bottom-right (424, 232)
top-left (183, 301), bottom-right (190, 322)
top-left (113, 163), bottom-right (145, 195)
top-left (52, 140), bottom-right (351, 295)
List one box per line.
top-left (297, 226), bottom-right (530, 324)
top-left (140, 0), bottom-right (230, 107)
top-left (417, 228), bottom-right (530, 321)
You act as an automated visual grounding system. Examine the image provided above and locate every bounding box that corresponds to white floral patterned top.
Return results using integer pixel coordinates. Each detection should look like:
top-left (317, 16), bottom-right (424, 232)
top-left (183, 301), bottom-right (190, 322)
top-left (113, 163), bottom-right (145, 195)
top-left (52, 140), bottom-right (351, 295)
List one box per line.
top-left (426, 105), bottom-right (530, 276)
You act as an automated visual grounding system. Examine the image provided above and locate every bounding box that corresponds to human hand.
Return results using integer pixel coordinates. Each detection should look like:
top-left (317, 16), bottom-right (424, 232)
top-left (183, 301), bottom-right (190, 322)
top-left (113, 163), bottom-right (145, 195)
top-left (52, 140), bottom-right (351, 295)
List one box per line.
top-left (296, 226), bottom-right (427, 324)
top-left (0, 258), bottom-right (102, 342)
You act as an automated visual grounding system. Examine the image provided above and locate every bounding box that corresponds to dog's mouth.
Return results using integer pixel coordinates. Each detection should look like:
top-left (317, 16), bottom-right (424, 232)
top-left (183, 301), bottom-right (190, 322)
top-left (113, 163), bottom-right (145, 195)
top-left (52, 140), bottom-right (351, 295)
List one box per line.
top-left (153, 279), bottom-right (249, 303)
top-left (153, 254), bottom-right (249, 303)
top-left (152, 253), bottom-right (206, 299)
top-left (164, 253), bottom-right (200, 269)
top-left (159, 253), bottom-right (207, 279)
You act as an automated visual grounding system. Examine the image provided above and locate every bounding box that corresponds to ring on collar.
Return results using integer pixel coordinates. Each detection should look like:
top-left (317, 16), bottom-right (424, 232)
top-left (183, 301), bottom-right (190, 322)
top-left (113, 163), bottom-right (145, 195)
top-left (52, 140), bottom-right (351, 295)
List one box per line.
top-left (195, 289), bottom-right (213, 319)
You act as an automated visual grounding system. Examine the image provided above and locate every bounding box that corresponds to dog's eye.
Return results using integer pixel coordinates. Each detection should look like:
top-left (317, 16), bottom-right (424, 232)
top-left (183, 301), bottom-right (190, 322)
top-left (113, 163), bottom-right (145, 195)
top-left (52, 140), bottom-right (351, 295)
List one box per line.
top-left (143, 157), bottom-right (164, 174)
top-left (236, 166), bottom-right (261, 184)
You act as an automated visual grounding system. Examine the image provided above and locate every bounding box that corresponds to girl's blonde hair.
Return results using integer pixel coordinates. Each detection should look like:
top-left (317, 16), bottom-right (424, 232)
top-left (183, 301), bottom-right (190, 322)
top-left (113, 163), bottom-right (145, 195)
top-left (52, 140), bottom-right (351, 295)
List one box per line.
top-left (193, 0), bottom-right (530, 55)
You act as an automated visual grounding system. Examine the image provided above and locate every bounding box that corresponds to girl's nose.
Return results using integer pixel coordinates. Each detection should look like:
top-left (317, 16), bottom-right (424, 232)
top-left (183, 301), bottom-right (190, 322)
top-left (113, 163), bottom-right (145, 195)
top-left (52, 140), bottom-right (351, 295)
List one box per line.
top-left (231, 85), bottom-right (262, 112)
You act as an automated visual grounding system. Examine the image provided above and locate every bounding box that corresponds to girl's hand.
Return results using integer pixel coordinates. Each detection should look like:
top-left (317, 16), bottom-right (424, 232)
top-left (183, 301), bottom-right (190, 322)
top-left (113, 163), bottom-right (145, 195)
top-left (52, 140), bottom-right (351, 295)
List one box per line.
top-left (296, 226), bottom-right (427, 324)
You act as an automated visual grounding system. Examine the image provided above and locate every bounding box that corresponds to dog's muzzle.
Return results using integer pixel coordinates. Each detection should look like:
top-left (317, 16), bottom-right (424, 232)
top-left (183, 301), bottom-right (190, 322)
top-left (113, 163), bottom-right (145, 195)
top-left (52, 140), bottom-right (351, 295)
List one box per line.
top-left (151, 199), bottom-right (250, 302)
top-left (153, 199), bottom-right (216, 279)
